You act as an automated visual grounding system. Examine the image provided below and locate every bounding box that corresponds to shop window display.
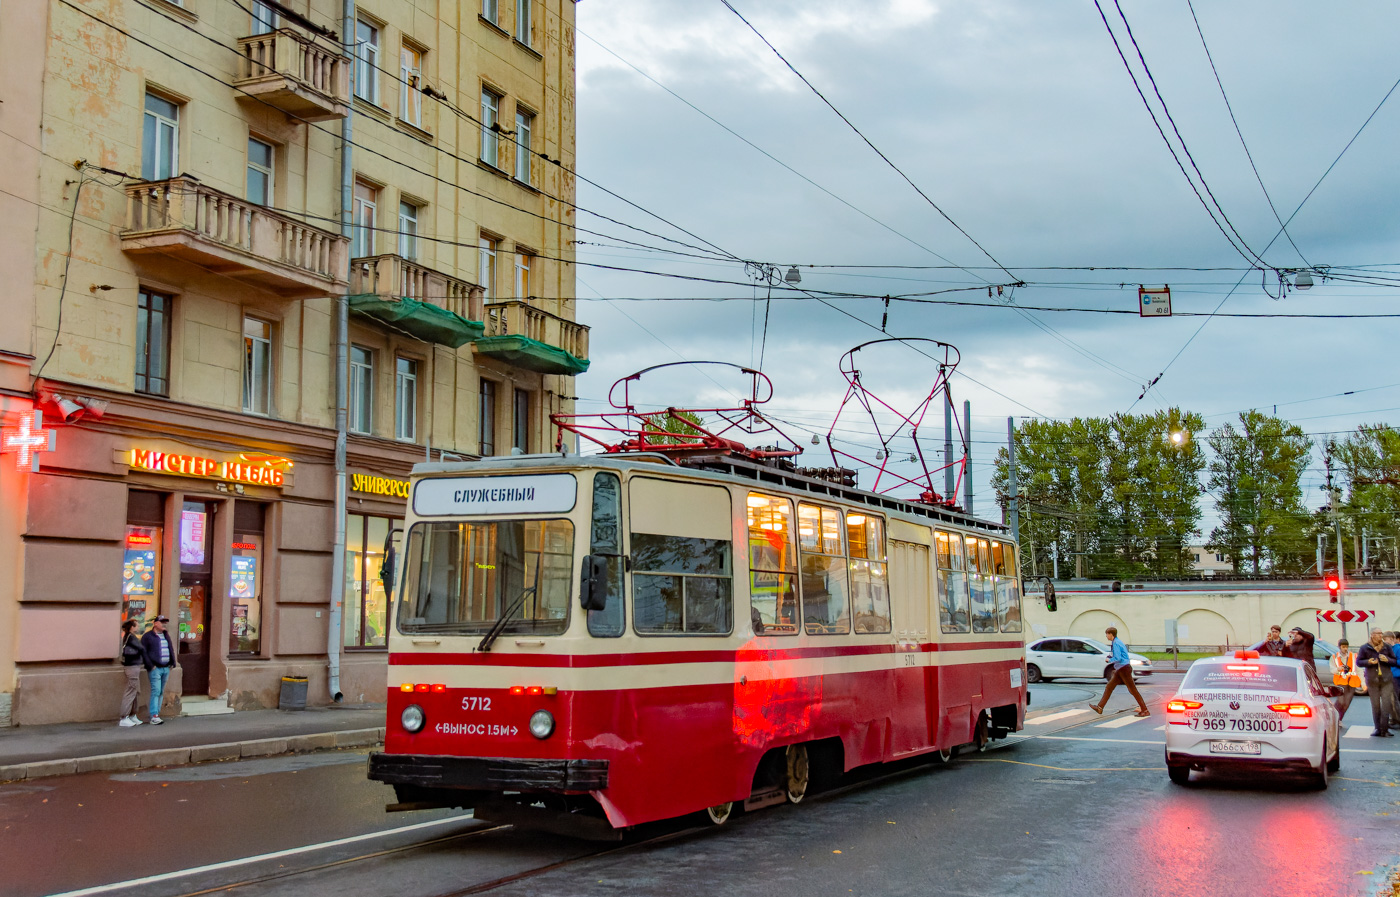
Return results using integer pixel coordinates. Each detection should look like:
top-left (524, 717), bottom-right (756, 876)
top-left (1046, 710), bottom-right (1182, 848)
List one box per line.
top-left (346, 513), bottom-right (395, 647)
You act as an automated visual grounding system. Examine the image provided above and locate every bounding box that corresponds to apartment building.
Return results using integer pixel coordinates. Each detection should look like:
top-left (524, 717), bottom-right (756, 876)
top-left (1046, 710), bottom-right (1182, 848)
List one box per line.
top-left (0, 0), bottom-right (585, 725)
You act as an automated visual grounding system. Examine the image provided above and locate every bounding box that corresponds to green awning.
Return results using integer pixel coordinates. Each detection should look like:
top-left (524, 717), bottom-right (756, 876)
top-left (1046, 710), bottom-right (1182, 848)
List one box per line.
top-left (347, 294), bottom-right (484, 348)
top-left (473, 334), bottom-right (590, 376)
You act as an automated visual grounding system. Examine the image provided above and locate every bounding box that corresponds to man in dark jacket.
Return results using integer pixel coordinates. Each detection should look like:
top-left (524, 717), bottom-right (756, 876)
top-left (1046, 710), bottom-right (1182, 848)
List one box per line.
top-left (1252, 625), bottom-right (1286, 657)
top-left (1356, 628), bottom-right (1395, 737)
top-left (1285, 627), bottom-right (1316, 662)
top-left (140, 616), bottom-right (177, 725)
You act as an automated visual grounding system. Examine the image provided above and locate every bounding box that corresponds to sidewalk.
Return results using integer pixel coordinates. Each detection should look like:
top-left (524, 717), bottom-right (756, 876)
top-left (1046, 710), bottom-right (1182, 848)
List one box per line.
top-left (0, 704), bottom-right (386, 783)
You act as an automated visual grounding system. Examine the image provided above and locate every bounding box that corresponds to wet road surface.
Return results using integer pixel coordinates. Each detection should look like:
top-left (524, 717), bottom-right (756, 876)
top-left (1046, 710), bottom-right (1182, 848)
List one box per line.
top-left (6, 677), bottom-right (1399, 897)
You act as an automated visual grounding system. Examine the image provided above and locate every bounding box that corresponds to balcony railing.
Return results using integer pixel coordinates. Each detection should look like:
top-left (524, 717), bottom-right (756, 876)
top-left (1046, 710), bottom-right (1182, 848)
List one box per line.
top-left (350, 254), bottom-right (484, 323)
top-left (122, 177), bottom-right (348, 296)
top-left (234, 29), bottom-right (350, 122)
top-left (478, 300), bottom-right (590, 374)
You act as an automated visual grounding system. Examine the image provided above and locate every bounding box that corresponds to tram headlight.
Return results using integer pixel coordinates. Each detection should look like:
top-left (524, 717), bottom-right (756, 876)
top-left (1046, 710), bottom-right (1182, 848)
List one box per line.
top-left (401, 704), bottom-right (426, 734)
top-left (529, 709), bottom-right (555, 739)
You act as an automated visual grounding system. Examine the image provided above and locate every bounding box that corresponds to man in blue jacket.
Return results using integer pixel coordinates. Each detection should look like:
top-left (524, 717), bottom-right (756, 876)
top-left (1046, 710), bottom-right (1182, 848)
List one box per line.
top-left (1090, 626), bottom-right (1150, 717)
top-left (140, 616), bottom-right (177, 725)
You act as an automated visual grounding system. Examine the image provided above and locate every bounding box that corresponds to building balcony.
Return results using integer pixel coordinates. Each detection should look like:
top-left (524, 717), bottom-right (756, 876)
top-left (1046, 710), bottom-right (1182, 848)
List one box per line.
top-left (348, 254), bottom-right (485, 348)
top-left (122, 178), bottom-right (349, 297)
top-left (234, 29), bottom-right (350, 122)
top-left (475, 300), bottom-right (590, 376)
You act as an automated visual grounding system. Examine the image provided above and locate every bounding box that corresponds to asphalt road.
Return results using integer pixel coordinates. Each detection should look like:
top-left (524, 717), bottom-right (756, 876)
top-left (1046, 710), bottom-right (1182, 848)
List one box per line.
top-left (6, 675), bottom-right (1399, 897)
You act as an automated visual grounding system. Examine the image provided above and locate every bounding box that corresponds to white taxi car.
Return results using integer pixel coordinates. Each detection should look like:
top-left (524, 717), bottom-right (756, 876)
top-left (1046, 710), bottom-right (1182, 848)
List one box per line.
top-left (1164, 651), bottom-right (1342, 788)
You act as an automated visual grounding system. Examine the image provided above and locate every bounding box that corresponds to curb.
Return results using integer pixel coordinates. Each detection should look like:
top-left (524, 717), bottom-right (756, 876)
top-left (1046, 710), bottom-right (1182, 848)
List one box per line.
top-left (0, 727), bottom-right (386, 783)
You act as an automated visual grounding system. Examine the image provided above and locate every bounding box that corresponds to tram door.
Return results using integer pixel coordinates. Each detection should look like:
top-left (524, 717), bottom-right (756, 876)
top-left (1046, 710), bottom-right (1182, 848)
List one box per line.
top-left (890, 539), bottom-right (933, 755)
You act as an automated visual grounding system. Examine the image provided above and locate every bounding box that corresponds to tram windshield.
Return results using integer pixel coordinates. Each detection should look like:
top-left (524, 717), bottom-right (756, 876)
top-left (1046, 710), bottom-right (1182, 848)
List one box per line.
top-left (397, 519), bottom-right (574, 636)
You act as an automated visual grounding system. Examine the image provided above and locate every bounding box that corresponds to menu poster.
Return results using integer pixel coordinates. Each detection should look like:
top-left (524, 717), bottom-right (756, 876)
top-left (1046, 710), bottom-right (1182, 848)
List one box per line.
top-left (232, 604), bottom-right (249, 637)
top-left (180, 511), bottom-right (206, 566)
top-left (123, 548), bottom-right (158, 596)
top-left (229, 555), bottom-right (258, 599)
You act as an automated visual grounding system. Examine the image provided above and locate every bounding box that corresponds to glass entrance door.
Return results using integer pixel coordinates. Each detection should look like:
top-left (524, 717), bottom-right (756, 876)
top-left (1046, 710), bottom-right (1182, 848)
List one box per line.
top-left (178, 500), bottom-right (214, 694)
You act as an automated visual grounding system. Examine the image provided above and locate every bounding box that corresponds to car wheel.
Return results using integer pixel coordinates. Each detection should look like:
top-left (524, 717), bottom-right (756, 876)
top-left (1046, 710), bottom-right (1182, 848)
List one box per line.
top-left (1327, 743), bottom-right (1341, 773)
top-left (1313, 748), bottom-right (1330, 790)
top-left (1167, 763), bottom-right (1191, 785)
top-left (1026, 664), bottom-right (1042, 684)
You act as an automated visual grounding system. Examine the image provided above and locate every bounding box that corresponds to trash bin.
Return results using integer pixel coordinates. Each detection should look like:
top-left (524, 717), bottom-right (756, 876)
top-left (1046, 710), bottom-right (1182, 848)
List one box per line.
top-left (279, 675), bottom-right (308, 711)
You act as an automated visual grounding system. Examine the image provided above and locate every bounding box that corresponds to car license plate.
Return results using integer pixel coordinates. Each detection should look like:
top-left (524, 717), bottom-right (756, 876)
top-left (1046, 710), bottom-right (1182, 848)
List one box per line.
top-left (1209, 740), bottom-right (1261, 755)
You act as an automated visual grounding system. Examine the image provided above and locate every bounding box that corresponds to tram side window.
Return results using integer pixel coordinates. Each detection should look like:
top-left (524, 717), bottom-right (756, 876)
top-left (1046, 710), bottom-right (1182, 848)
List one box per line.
top-left (798, 503), bottom-right (850, 635)
top-left (586, 472), bottom-right (625, 637)
top-left (632, 533), bottom-right (733, 634)
top-left (992, 540), bottom-right (1022, 632)
top-left (847, 513), bottom-right (890, 634)
top-left (937, 531), bottom-right (970, 633)
top-left (969, 537), bottom-right (997, 633)
top-left (748, 493), bottom-right (799, 635)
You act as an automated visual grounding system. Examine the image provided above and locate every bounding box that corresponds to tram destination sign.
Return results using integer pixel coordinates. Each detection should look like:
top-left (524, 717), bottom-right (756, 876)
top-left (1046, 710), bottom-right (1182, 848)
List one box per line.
top-left (413, 474), bottom-right (578, 517)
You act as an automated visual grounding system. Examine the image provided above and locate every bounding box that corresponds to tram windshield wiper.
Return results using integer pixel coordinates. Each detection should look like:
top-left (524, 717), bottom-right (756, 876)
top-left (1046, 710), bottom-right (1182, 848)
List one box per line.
top-left (477, 550), bottom-right (544, 653)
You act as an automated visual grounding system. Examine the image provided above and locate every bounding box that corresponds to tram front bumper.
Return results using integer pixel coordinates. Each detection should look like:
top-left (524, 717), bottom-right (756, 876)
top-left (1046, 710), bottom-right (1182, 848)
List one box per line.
top-left (368, 753), bottom-right (609, 792)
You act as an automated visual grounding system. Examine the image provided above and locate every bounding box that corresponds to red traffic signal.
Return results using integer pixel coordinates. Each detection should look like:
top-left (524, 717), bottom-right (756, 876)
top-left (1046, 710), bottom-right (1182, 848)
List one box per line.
top-left (1326, 578), bottom-right (1340, 602)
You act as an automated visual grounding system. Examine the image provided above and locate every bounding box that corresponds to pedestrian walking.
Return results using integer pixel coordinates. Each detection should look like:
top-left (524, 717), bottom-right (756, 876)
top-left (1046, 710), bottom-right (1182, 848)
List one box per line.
top-left (1285, 626), bottom-right (1315, 662)
top-left (1252, 625), bottom-right (1286, 657)
top-left (1384, 632), bottom-right (1400, 726)
top-left (1090, 627), bottom-right (1149, 717)
top-left (1330, 638), bottom-right (1361, 718)
top-left (1355, 628), bottom-right (1395, 737)
top-left (118, 619), bottom-right (146, 727)
top-left (140, 616), bottom-right (177, 725)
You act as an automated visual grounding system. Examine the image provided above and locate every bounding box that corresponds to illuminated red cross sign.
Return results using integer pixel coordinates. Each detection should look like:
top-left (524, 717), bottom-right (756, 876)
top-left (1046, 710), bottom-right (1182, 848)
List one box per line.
top-left (1316, 609), bottom-right (1377, 624)
top-left (1, 410), bottom-right (57, 472)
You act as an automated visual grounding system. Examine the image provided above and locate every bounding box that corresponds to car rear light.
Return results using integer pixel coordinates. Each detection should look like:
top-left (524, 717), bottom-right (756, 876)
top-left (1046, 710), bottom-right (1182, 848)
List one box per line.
top-left (1268, 702), bottom-right (1313, 717)
top-left (1226, 665), bottom-right (1259, 672)
top-left (1167, 700), bottom-right (1203, 712)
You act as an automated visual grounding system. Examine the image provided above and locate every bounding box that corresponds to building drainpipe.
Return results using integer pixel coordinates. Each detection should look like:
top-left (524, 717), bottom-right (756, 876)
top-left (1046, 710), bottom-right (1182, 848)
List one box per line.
top-left (327, 0), bottom-right (354, 703)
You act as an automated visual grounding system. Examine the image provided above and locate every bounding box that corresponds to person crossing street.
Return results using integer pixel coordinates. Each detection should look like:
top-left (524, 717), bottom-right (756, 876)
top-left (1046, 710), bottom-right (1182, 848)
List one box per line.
top-left (1090, 627), bottom-right (1150, 717)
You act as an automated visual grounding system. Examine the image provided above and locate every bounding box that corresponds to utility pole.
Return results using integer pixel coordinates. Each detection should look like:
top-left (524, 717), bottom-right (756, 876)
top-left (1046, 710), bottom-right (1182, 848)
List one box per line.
top-left (944, 393), bottom-right (954, 501)
top-left (963, 400), bottom-right (973, 513)
top-left (1007, 417), bottom-right (1019, 544)
top-left (1327, 446), bottom-right (1347, 643)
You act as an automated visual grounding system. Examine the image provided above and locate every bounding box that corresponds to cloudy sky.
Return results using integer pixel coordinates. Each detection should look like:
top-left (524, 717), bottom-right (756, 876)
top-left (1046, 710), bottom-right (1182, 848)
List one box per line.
top-left (569, 0), bottom-right (1400, 520)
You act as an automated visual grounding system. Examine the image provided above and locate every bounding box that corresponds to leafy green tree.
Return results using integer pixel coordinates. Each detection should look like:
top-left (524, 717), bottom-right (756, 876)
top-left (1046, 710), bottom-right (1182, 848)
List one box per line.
top-left (640, 409), bottom-right (707, 446)
top-left (1204, 411), bottom-right (1313, 575)
top-left (1331, 424), bottom-right (1400, 572)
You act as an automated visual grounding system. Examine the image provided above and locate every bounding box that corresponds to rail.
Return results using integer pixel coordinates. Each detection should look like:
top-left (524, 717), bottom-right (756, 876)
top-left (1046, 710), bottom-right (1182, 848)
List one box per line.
top-left (235, 29), bottom-right (348, 103)
top-left (351, 254), bottom-right (484, 322)
top-left (482, 300), bottom-right (589, 360)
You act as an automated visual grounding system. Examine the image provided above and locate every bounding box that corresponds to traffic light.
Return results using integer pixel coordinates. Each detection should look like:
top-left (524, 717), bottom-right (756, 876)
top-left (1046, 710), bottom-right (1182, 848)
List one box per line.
top-left (1326, 577), bottom-right (1340, 603)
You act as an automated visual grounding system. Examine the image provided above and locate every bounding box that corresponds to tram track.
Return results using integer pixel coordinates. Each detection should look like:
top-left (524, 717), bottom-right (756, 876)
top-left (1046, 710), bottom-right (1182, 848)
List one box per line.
top-left (135, 701), bottom-right (1157, 897)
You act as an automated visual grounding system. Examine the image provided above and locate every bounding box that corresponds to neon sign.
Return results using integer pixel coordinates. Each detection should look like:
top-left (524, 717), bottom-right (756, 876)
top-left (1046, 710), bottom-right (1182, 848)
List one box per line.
top-left (2, 411), bottom-right (56, 472)
top-left (129, 449), bottom-right (289, 488)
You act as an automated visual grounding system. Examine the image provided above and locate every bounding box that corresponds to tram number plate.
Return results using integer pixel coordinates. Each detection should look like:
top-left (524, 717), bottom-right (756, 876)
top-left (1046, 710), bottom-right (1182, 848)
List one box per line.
top-left (461, 696), bottom-right (492, 712)
top-left (1209, 740), bottom-right (1261, 755)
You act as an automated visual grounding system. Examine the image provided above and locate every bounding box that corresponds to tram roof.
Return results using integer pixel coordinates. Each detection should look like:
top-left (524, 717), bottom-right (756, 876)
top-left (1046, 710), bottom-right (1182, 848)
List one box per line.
top-left (413, 452), bottom-right (1007, 536)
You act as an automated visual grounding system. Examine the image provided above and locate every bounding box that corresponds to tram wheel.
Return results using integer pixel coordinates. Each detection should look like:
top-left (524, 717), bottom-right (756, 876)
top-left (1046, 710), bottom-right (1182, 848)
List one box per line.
top-left (785, 744), bottom-right (810, 804)
top-left (705, 802), bottom-right (735, 825)
top-left (974, 713), bottom-right (990, 752)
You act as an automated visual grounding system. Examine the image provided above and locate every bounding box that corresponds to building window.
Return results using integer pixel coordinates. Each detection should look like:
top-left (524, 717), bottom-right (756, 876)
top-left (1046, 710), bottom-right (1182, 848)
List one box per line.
top-left (352, 180), bottom-right (377, 258)
top-left (516, 0), bottom-right (531, 44)
top-left (514, 110), bottom-right (532, 184)
top-left (514, 251), bottom-right (532, 297)
top-left (482, 0), bottom-right (497, 25)
top-left (251, 0), bottom-right (277, 34)
top-left (345, 513), bottom-right (395, 648)
top-left (242, 317), bottom-right (273, 416)
top-left (513, 388), bottom-right (529, 453)
top-left (354, 19), bottom-right (379, 104)
top-left (135, 288), bottom-right (171, 396)
top-left (478, 235), bottom-right (497, 299)
top-left (142, 93), bottom-right (179, 181)
top-left (395, 357), bottom-right (418, 441)
top-left (124, 491), bottom-right (165, 628)
top-left (398, 201), bottom-right (418, 259)
top-left (349, 345), bottom-right (373, 434)
top-left (400, 45), bottom-right (423, 127)
top-left (480, 88), bottom-right (500, 168)
top-left (479, 379), bottom-right (497, 456)
top-left (246, 137), bottom-right (274, 205)
top-left (230, 501), bottom-right (265, 655)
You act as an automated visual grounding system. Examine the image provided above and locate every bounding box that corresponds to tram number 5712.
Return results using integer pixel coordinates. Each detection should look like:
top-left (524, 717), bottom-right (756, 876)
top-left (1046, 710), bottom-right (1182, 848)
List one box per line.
top-left (461, 696), bottom-right (493, 712)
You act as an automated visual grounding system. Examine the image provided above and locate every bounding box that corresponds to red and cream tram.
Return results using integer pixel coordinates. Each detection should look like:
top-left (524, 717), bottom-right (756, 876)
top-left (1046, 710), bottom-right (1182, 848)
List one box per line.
top-left (368, 450), bottom-right (1028, 833)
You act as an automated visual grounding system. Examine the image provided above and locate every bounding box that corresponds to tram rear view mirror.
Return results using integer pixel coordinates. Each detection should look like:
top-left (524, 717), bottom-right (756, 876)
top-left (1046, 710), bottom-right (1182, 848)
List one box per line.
top-left (380, 528), bottom-right (402, 602)
top-left (580, 554), bottom-right (610, 611)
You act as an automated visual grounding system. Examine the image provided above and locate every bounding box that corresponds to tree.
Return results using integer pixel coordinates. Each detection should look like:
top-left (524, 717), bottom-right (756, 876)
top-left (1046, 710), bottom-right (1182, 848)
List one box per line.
top-left (640, 409), bottom-right (707, 446)
top-left (1205, 411), bottom-right (1313, 575)
top-left (1331, 424), bottom-right (1400, 572)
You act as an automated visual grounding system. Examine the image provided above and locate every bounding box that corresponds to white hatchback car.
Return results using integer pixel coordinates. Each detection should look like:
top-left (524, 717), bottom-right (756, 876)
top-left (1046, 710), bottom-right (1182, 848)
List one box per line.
top-left (1025, 637), bottom-right (1153, 683)
top-left (1165, 652), bottom-right (1342, 788)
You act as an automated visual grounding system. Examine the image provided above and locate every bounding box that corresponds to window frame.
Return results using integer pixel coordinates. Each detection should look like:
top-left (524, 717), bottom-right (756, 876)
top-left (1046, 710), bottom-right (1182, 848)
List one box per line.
top-left (936, 530), bottom-right (971, 634)
top-left (586, 471), bottom-right (626, 638)
top-left (142, 92), bottom-right (179, 182)
top-left (478, 235), bottom-right (497, 299)
top-left (480, 87), bottom-right (501, 168)
top-left (797, 502), bottom-right (851, 636)
top-left (354, 19), bottom-right (380, 104)
top-left (246, 136), bottom-right (274, 206)
top-left (514, 109), bottom-right (533, 184)
top-left (747, 492), bottom-right (799, 636)
top-left (242, 316), bottom-right (274, 416)
top-left (514, 251), bottom-right (532, 298)
top-left (251, 1), bottom-right (278, 35)
top-left (135, 288), bottom-right (172, 396)
top-left (845, 511), bottom-right (891, 634)
top-left (399, 43), bottom-right (423, 127)
top-left (395, 356), bottom-right (418, 442)
top-left (352, 179), bottom-right (378, 259)
top-left (512, 388), bottom-right (530, 453)
top-left (479, 378), bottom-right (497, 456)
top-left (515, 0), bottom-right (531, 45)
top-left (349, 344), bottom-right (374, 435)
top-left (397, 200), bottom-right (419, 260)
